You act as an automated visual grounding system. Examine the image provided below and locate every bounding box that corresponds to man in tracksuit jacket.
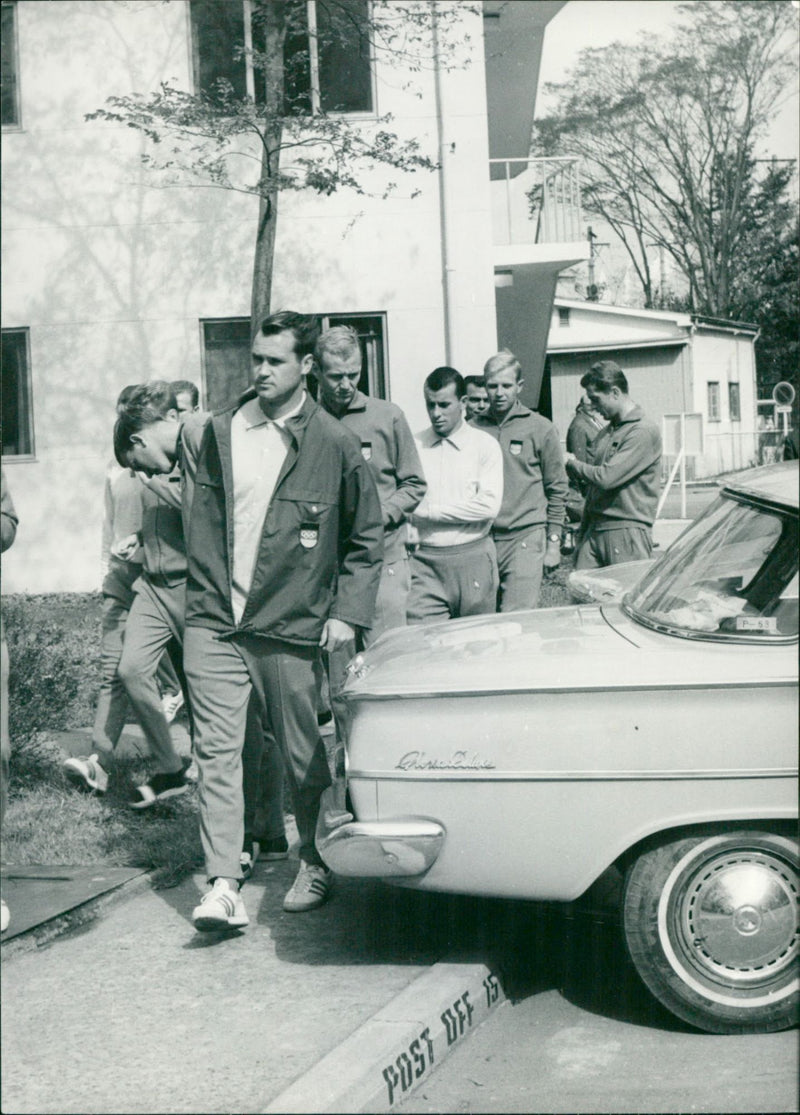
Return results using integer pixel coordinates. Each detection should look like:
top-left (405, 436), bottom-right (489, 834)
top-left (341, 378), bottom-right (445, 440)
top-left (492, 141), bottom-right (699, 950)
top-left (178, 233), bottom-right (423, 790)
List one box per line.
top-left (181, 312), bottom-right (383, 931)
top-left (66, 385), bottom-right (200, 807)
top-left (313, 325), bottom-right (426, 643)
top-left (565, 395), bottom-right (606, 524)
top-left (474, 350), bottom-right (568, 611)
top-left (566, 360), bottom-right (662, 569)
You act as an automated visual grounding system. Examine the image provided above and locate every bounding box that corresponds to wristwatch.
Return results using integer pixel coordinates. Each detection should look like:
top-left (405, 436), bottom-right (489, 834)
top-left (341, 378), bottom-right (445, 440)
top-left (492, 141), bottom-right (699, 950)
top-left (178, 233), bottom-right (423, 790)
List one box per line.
top-left (548, 532), bottom-right (561, 543)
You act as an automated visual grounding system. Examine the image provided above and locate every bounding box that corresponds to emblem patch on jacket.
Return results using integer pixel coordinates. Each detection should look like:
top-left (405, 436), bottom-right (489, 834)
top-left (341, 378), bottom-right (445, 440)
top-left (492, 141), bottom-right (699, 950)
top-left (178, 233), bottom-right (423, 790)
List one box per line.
top-left (510, 440), bottom-right (523, 456)
top-left (361, 441), bottom-right (372, 462)
top-left (300, 522), bottom-right (319, 549)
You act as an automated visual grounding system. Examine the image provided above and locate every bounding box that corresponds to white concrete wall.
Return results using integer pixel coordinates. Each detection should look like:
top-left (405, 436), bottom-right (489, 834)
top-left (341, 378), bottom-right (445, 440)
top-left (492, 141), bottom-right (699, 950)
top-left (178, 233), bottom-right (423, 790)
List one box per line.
top-left (2, 0), bottom-right (495, 593)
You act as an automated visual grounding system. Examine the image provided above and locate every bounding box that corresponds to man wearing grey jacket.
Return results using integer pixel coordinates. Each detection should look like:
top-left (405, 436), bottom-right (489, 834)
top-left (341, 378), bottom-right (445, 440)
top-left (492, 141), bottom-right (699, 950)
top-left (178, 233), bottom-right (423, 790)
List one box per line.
top-left (565, 361), bottom-right (662, 569)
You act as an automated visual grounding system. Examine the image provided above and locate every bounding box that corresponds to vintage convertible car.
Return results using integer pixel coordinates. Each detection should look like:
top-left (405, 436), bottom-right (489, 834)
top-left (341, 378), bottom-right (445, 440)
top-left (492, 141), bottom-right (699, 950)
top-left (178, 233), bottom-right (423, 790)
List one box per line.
top-left (317, 463), bottom-right (799, 1035)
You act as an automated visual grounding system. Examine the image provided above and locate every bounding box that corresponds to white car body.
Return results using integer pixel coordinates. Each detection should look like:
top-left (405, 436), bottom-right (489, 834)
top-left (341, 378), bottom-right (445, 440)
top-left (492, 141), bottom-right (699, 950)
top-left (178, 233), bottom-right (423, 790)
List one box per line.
top-left (317, 463), bottom-right (799, 1034)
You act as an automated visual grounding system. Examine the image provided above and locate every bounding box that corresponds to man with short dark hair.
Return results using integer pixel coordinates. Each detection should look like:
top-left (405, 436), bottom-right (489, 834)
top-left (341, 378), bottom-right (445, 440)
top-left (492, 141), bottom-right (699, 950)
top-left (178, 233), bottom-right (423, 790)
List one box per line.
top-left (464, 375), bottom-right (490, 422)
top-left (179, 311), bottom-right (383, 929)
top-left (474, 350), bottom-right (568, 611)
top-left (170, 380), bottom-right (200, 415)
top-left (408, 367), bottom-right (503, 621)
top-left (564, 391), bottom-right (606, 529)
top-left (565, 360), bottom-right (662, 569)
top-left (71, 382), bottom-right (204, 807)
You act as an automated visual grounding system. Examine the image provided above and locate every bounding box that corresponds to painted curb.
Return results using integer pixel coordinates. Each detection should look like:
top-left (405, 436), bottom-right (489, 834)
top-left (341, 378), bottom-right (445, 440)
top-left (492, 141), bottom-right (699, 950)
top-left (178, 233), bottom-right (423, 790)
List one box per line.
top-left (262, 961), bottom-right (506, 1114)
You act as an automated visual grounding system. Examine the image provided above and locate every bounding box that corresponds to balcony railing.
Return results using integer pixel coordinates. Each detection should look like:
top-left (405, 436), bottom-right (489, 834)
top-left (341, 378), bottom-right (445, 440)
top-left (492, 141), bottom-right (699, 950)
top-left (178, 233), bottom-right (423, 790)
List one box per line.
top-left (490, 157), bottom-right (583, 246)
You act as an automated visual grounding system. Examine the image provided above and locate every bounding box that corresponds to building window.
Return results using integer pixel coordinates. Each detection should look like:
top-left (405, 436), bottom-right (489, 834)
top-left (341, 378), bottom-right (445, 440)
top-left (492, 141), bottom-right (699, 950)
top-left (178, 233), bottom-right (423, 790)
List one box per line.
top-left (1, 1), bottom-right (20, 128)
top-left (200, 312), bottom-right (387, 412)
top-left (201, 318), bottom-right (253, 413)
top-left (190, 0), bottom-right (374, 114)
top-left (707, 381), bottom-right (721, 422)
top-left (557, 307), bottom-right (570, 328)
top-left (728, 382), bottom-right (741, 422)
top-left (1, 328), bottom-right (34, 457)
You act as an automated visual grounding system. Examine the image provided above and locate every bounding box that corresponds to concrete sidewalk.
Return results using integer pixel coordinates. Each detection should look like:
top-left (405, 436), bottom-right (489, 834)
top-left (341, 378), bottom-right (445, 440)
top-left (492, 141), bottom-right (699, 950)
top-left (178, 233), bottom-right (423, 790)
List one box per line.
top-left (0, 849), bottom-right (432, 1114)
top-left (1, 830), bottom-right (522, 1115)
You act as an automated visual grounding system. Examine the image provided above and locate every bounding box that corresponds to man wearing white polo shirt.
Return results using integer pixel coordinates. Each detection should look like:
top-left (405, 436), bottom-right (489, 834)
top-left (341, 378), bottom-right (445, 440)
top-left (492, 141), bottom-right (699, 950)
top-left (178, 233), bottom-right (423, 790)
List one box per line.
top-left (408, 367), bottom-right (503, 622)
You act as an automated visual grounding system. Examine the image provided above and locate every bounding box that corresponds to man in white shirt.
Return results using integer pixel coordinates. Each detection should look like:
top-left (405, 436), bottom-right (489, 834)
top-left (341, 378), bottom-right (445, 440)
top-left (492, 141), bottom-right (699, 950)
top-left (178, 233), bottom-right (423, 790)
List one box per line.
top-left (408, 367), bottom-right (503, 622)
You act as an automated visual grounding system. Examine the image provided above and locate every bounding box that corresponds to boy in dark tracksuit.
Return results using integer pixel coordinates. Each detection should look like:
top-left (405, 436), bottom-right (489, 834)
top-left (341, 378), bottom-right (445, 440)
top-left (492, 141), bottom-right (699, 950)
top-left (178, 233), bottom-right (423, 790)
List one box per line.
top-left (474, 350), bottom-right (568, 611)
top-left (566, 361), bottom-right (662, 569)
top-left (66, 388), bottom-right (197, 806)
top-left (565, 396), bottom-right (606, 523)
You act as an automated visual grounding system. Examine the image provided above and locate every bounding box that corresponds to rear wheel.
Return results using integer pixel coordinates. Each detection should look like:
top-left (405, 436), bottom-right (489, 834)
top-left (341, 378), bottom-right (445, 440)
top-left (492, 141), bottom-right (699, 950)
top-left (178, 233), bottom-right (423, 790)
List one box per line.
top-left (623, 830), bottom-right (799, 1033)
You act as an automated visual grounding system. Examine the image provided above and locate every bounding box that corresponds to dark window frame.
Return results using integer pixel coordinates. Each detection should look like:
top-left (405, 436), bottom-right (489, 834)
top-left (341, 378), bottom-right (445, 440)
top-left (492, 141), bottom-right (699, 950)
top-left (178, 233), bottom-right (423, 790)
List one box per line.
top-left (1, 0), bottom-right (21, 130)
top-left (199, 311), bottom-right (389, 412)
top-left (189, 0), bottom-right (376, 117)
top-left (1, 327), bottom-right (35, 459)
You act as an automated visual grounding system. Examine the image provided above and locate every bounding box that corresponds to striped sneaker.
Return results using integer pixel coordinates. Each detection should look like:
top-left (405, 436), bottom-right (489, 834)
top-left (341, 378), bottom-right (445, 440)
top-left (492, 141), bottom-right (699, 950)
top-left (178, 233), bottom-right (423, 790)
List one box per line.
top-left (192, 878), bottom-right (249, 931)
top-left (282, 862), bottom-right (332, 913)
top-left (129, 768), bottom-right (188, 809)
top-left (64, 754), bottom-right (109, 794)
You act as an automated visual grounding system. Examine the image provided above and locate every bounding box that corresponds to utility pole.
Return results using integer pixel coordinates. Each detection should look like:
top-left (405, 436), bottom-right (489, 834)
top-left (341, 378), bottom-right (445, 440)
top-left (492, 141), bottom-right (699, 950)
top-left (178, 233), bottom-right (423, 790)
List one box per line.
top-left (586, 226), bottom-right (609, 301)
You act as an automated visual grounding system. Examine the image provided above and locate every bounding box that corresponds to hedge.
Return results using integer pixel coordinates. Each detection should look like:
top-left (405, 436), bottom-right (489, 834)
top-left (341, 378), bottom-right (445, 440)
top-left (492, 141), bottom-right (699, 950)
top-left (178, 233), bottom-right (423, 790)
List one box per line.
top-left (3, 592), bottom-right (103, 741)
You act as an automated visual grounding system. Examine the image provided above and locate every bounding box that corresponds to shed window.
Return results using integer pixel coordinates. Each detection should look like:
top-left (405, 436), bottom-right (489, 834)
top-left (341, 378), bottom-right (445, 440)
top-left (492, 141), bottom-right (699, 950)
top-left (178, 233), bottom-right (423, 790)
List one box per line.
top-left (557, 307), bottom-right (570, 327)
top-left (728, 382), bottom-right (741, 422)
top-left (707, 381), bottom-right (721, 422)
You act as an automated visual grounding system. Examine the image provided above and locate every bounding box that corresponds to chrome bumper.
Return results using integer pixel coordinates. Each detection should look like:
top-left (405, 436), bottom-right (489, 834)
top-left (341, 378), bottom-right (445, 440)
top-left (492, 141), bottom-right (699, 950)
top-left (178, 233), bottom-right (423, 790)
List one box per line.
top-left (315, 786), bottom-right (445, 878)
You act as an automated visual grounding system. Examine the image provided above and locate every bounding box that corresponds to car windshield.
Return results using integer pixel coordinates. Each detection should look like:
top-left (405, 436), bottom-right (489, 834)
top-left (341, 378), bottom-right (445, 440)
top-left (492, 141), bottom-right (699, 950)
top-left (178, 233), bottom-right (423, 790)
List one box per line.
top-left (624, 493), bottom-right (798, 641)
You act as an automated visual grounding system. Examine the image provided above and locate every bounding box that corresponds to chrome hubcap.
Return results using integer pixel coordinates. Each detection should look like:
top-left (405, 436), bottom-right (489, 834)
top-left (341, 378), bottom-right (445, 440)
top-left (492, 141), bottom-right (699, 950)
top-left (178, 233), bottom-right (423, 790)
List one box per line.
top-left (679, 851), bottom-right (799, 986)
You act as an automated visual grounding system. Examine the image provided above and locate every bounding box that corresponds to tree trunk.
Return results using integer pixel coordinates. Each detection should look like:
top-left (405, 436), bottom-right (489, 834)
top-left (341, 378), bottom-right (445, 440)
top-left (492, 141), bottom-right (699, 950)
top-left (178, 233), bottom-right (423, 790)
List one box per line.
top-left (250, 144), bottom-right (280, 333)
top-left (250, 1), bottom-right (288, 335)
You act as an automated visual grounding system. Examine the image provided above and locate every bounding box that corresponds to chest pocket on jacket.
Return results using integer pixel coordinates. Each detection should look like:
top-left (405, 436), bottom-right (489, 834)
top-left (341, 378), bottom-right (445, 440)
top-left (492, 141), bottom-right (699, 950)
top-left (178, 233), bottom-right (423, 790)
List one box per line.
top-left (269, 490), bottom-right (337, 556)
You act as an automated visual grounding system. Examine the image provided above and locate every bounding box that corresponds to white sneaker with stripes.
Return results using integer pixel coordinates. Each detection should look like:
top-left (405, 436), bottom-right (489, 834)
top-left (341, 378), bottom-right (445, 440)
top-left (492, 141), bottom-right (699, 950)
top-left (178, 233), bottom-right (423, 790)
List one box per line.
top-left (282, 862), bottom-right (332, 913)
top-left (192, 878), bottom-right (249, 931)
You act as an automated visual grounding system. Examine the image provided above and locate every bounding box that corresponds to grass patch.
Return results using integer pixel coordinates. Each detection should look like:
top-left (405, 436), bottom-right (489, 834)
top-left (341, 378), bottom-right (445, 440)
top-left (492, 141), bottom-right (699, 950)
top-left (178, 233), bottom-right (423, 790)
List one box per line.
top-left (4, 592), bottom-right (102, 739)
top-left (5, 733), bottom-right (202, 886)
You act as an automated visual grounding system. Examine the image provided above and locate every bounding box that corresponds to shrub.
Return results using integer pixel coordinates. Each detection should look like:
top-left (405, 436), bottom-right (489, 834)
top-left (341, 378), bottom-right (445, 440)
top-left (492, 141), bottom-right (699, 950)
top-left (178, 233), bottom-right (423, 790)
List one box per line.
top-left (3, 592), bottom-right (102, 741)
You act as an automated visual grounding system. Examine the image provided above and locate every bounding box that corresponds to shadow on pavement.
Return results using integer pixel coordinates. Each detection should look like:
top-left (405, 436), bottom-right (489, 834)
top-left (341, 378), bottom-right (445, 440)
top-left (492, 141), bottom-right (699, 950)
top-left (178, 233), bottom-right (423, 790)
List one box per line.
top-left (259, 867), bottom-right (690, 1034)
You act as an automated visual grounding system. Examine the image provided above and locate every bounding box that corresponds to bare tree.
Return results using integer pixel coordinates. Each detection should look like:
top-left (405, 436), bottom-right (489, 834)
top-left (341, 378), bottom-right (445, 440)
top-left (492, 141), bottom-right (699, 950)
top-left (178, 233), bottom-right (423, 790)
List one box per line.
top-left (533, 0), bottom-right (798, 316)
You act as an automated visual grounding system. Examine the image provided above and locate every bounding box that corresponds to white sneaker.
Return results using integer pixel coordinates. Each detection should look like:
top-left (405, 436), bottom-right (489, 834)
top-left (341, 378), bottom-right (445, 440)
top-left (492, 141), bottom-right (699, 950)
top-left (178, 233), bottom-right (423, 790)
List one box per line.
top-left (161, 691), bottom-right (185, 723)
top-left (1, 899), bottom-right (9, 933)
top-left (283, 862), bottom-right (332, 913)
top-left (64, 754), bottom-right (109, 794)
top-left (192, 878), bottom-right (249, 931)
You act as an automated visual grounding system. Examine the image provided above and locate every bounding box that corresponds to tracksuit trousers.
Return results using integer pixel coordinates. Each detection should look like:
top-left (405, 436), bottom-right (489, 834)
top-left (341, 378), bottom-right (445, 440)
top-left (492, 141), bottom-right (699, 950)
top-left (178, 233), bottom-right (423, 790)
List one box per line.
top-left (183, 625), bottom-right (331, 883)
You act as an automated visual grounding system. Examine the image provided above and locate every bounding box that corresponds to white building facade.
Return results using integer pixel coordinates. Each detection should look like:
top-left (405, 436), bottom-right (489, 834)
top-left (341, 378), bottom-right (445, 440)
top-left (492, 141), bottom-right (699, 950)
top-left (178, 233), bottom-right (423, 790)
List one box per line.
top-left (1, 0), bottom-right (584, 593)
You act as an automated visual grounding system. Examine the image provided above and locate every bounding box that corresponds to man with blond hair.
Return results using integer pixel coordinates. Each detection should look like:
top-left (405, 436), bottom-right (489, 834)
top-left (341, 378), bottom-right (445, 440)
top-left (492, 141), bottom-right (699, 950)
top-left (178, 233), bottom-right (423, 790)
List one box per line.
top-left (473, 350), bottom-right (567, 611)
top-left (313, 325), bottom-right (426, 641)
